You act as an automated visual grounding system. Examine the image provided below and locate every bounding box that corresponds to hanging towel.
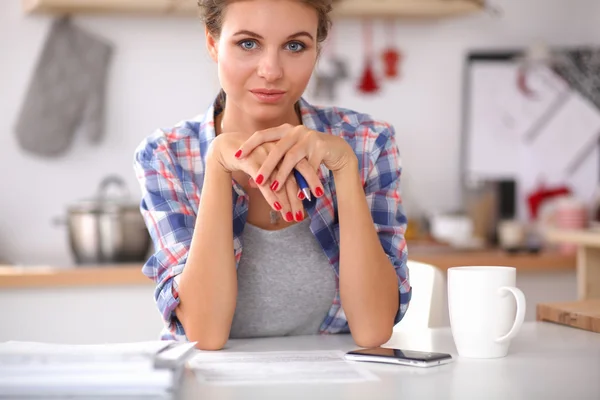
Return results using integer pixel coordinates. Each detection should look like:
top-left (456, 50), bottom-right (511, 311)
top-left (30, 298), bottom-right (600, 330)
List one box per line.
top-left (14, 16), bottom-right (113, 157)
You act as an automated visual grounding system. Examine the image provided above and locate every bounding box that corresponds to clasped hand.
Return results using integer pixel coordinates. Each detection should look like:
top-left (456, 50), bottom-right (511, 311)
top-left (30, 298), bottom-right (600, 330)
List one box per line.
top-left (211, 123), bottom-right (355, 221)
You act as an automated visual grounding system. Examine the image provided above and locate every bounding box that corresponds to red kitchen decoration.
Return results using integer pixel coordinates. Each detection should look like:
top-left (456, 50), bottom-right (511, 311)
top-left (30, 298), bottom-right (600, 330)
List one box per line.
top-left (357, 20), bottom-right (380, 94)
top-left (356, 20), bottom-right (404, 95)
top-left (381, 21), bottom-right (402, 79)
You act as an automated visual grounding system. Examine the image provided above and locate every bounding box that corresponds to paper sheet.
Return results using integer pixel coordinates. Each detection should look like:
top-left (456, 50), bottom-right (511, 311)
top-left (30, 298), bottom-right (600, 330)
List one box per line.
top-left (0, 341), bottom-right (176, 396)
top-left (188, 350), bottom-right (379, 385)
top-left (0, 340), bottom-right (173, 364)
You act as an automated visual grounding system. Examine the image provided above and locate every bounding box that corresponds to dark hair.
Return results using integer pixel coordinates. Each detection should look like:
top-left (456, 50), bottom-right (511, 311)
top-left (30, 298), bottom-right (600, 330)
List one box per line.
top-left (198, 0), bottom-right (333, 44)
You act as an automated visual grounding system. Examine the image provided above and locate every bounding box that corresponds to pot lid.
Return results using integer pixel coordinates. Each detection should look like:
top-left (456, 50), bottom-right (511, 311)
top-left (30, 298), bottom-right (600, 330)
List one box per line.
top-left (68, 175), bottom-right (140, 213)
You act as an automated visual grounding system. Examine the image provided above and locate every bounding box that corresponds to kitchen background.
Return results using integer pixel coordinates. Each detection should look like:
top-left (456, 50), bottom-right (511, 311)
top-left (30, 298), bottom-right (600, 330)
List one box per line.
top-left (1, 0), bottom-right (600, 343)
top-left (2, 0), bottom-right (597, 266)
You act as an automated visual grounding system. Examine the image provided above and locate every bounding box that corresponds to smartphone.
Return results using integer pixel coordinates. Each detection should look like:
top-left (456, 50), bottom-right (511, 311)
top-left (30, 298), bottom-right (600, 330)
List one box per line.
top-left (345, 347), bottom-right (453, 368)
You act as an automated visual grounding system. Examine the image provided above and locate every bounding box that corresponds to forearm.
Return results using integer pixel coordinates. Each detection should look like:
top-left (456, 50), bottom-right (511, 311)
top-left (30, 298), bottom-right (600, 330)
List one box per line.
top-left (176, 155), bottom-right (237, 350)
top-left (335, 162), bottom-right (399, 347)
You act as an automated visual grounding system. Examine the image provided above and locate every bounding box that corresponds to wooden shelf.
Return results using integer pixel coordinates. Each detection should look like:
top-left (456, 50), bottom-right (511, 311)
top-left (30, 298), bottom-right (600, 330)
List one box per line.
top-left (23, 0), bottom-right (484, 18)
top-left (544, 229), bottom-right (600, 248)
top-left (334, 0), bottom-right (483, 18)
top-left (23, 0), bottom-right (197, 16)
top-left (543, 229), bottom-right (600, 301)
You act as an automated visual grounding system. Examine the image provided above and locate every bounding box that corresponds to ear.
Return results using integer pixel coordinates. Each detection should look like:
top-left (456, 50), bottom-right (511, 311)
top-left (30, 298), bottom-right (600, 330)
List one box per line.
top-left (205, 26), bottom-right (219, 62)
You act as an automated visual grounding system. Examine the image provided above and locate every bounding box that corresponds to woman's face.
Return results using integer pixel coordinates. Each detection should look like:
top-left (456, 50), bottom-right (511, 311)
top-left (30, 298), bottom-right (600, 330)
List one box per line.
top-left (207, 0), bottom-right (319, 122)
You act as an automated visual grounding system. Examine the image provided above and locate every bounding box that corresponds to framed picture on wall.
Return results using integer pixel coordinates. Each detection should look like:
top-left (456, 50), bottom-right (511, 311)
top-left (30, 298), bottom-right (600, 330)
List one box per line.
top-left (460, 49), bottom-right (600, 220)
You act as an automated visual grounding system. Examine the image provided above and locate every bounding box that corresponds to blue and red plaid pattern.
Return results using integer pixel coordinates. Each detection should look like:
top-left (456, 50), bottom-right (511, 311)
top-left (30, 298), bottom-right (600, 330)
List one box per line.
top-left (133, 93), bottom-right (411, 341)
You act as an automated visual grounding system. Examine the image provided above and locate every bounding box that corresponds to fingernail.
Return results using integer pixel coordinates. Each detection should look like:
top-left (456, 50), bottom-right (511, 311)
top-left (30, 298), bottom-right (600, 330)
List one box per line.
top-left (295, 211), bottom-right (304, 221)
top-left (234, 149), bottom-right (242, 158)
top-left (285, 212), bottom-right (294, 222)
top-left (298, 191), bottom-right (305, 200)
top-left (256, 175), bottom-right (264, 185)
top-left (274, 202), bottom-right (282, 211)
top-left (270, 181), bottom-right (279, 191)
top-left (315, 187), bottom-right (324, 197)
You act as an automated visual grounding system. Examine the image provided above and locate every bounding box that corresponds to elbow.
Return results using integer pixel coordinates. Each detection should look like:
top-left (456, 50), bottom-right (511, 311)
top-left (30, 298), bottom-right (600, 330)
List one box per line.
top-left (193, 338), bottom-right (228, 351)
top-left (188, 331), bottom-right (229, 351)
top-left (177, 311), bottom-right (229, 351)
top-left (352, 326), bottom-right (394, 349)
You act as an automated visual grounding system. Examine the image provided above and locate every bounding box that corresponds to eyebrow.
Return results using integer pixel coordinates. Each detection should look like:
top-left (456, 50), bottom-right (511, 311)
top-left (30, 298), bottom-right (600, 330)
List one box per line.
top-left (232, 30), bottom-right (314, 41)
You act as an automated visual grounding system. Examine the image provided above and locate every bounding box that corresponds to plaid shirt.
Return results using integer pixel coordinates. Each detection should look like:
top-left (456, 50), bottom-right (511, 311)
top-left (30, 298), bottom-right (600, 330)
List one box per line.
top-left (134, 93), bottom-right (411, 341)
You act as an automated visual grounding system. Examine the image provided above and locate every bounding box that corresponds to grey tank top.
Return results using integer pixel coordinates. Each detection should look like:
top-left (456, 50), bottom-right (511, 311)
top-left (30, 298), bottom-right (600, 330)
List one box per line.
top-left (229, 218), bottom-right (336, 339)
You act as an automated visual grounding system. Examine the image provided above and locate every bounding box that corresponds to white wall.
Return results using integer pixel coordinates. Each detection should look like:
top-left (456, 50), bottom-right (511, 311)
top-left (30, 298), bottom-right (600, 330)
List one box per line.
top-left (1, 0), bottom-right (597, 266)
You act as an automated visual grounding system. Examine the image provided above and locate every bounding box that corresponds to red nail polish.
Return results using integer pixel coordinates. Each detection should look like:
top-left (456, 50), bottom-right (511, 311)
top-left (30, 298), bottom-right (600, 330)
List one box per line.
top-left (256, 175), bottom-right (264, 185)
top-left (270, 181), bottom-right (279, 191)
top-left (295, 211), bottom-right (304, 221)
top-left (315, 187), bottom-right (324, 197)
top-left (298, 191), bottom-right (305, 200)
top-left (274, 202), bottom-right (282, 211)
top-left (234, 149), bottom-right (242, 158)
top-left (285, 212), bottom-right (294, 222)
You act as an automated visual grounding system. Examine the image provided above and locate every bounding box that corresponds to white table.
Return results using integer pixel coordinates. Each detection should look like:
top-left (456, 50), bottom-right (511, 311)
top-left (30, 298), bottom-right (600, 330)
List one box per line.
top-left (178, 322), bottom-right (600, 399)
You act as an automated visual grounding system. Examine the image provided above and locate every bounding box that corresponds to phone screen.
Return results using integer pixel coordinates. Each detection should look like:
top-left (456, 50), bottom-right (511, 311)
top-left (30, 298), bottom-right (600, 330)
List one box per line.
top-left (347, 347), bottom-right (451, 362)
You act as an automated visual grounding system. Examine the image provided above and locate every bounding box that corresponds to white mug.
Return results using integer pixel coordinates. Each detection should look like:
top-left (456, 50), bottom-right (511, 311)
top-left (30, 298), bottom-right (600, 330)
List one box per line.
top-left (447, 266), bottom-right (526, 358)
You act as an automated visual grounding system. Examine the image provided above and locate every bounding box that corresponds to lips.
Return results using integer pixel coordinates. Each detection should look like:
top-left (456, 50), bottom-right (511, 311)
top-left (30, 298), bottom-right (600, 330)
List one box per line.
top-left (251, 89), bottom-right (286, 95)
top-left (250, 89), bottom-right (286, 103)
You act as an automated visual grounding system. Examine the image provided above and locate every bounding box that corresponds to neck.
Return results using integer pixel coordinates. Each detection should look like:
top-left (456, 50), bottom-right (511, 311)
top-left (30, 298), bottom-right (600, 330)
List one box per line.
top-left (220, 101), bottom-right (301, 137)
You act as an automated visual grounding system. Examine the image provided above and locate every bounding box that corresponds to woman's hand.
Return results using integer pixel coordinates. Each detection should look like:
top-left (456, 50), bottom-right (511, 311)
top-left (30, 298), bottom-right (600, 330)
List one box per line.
top-left (235, 124), bottom-right (357, 197)
top-left (209, 132), bottom-right (306, 222)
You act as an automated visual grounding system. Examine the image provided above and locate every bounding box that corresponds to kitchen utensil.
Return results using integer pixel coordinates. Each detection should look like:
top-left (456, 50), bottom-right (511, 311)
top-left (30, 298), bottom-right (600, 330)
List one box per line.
top-left (14, 17), bottom-right (113, 158)
top-left (311, 27), bottom-right (348, 101)
top-left (381, 21), bottom-right (402, 79)
top-left (56, 175), bottom-right (151, 265)
top-left (357, 20), bottom-right (379, 94)
top-left (537, 299), bottom-right (600, 333)
top-left (497, 219), bottom-right (526, 252)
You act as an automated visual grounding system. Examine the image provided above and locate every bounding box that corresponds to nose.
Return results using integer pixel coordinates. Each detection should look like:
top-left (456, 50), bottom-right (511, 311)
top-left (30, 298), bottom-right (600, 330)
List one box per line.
top-left (257, 48), bottom-right (283, 82)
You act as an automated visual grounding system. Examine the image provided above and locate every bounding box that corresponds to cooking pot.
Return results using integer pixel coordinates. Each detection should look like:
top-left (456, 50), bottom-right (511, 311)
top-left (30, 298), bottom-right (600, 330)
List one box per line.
top-left (57, 175), bottom-right (152, 265)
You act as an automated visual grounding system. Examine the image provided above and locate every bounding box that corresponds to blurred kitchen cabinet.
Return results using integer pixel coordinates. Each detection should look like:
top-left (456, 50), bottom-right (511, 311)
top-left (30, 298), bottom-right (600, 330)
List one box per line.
top-left (23, 0), bottom-right (484, 18)
top-left (0, 284), bottom-right (164, 344)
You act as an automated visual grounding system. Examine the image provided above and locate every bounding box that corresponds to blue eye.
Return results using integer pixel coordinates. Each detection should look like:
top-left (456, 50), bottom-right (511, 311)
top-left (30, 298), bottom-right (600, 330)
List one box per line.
top-left (286, 41), bottom-right (305, 53)
top-left (239, 40), bottom-right (257, 50)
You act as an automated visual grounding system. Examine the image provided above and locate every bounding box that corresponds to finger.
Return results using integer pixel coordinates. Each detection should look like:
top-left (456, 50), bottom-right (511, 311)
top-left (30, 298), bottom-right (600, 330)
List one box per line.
top-left (267, 174), bottom-right (294, 223)
top-left (240, 157), bottom-right (281, 211)
top-left (246, 146), bottom-right (270, 185)
top-left (293, 159), bottom-right (323, 198)
top-left (286, 177), bottom-right (305, 222)
top-left (235, 123), bottom-right (294, 159)
top-left (274, 143), bottom-right (314, 192)
top-left (257, 133), bottom-right (302, 189)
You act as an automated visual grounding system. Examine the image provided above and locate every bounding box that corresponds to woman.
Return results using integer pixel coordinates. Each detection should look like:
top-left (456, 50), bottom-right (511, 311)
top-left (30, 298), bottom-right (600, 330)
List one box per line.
top-left (134, 0), bottom-right (411, 350)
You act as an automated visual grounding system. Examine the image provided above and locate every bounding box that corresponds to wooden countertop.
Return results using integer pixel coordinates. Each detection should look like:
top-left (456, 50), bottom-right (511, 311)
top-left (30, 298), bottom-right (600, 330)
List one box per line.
top-left (409, 247), bottom-right (576, 272)
top-left (0, 247), bottom-right (576, 289)
top-left (0, 264), bottom-right (150, 288)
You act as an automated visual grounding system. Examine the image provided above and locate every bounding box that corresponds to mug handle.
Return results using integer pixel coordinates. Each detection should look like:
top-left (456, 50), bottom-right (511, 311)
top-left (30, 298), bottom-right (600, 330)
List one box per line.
top-left (495, 286), bottom-right (526, 343)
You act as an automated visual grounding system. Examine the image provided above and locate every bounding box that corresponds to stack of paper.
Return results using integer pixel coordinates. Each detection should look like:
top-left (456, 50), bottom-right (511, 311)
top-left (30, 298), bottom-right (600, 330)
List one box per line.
top-left (0, 340), bottom-right (196, 397)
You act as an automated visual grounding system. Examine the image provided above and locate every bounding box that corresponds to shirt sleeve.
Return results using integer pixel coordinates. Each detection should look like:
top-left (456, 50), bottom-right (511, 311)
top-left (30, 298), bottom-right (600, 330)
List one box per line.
top-left (133, 139), bottom-right (196, 339)
top-left (363, 124), bottom-right (412, 325)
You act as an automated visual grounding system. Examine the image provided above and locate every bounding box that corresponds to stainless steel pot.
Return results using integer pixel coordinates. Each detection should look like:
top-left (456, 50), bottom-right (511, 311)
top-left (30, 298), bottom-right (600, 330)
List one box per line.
top-left (59, 175), bottom-right (152, 265)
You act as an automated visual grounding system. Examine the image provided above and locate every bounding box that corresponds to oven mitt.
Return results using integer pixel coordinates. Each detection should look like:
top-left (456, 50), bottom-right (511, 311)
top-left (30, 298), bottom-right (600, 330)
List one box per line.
top-left (14, 17), bottom-right (113, 157)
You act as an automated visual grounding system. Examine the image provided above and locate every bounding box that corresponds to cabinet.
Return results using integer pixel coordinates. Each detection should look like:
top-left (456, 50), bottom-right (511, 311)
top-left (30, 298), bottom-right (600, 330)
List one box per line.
top-left (23, 0), bottom-right (484, 18)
